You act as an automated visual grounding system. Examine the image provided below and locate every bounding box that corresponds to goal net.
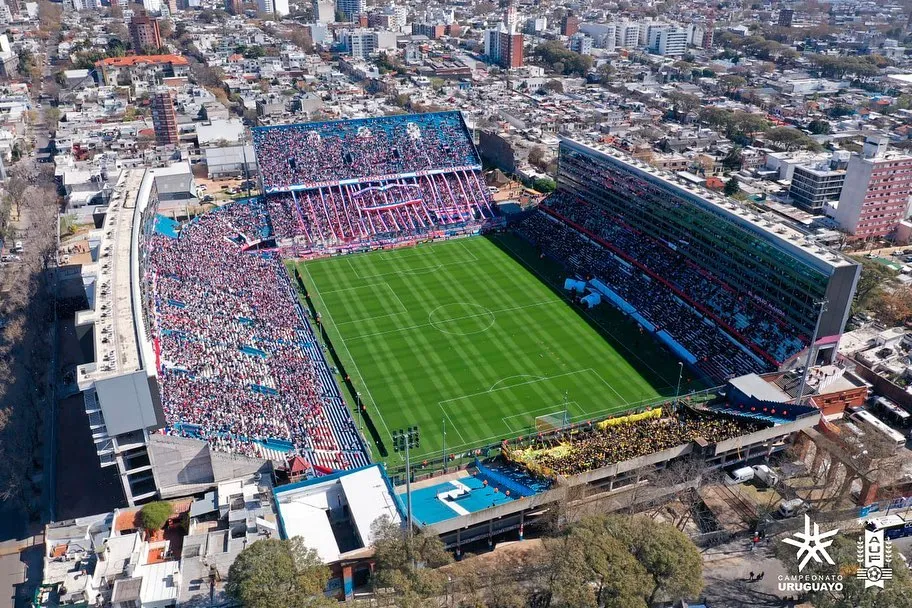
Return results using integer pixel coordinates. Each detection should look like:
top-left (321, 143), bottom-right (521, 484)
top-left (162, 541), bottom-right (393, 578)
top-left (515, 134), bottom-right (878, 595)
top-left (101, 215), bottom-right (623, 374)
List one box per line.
top-left (534, 410), bottom-right (570, 433)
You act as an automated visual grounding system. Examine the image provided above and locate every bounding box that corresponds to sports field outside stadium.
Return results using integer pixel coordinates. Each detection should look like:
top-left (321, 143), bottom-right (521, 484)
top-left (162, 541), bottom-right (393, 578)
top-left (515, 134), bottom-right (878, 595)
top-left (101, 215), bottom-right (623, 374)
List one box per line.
top-left (293, 234), bottom-right (698, 464)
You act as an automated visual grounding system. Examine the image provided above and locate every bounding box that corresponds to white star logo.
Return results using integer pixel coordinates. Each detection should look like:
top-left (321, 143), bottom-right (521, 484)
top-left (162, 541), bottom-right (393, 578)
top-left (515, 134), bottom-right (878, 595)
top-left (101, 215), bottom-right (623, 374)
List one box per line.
top-left (782, 515), bottom-right (839, 571)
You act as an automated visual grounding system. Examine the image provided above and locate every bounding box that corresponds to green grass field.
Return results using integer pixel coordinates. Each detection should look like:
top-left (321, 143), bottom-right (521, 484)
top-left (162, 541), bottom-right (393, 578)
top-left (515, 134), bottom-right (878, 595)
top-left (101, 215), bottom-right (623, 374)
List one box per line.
top-left (294, 234), bottom-right (692, 464)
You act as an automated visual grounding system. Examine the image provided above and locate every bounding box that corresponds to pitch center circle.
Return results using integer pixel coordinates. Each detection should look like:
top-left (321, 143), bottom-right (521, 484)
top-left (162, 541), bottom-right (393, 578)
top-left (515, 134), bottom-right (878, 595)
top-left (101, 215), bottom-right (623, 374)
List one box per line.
top-left (428, 302), bottom-right (496, 336)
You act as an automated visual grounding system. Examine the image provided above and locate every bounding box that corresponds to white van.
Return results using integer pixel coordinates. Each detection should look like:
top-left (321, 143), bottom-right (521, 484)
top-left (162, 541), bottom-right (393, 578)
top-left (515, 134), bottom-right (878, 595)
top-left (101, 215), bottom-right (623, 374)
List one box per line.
top-left (752, 464), bottom-right (780, 487)
top-left (724, 466), bottom-right (754, 485)
top-left (778, 498), bottom-right (809, 518)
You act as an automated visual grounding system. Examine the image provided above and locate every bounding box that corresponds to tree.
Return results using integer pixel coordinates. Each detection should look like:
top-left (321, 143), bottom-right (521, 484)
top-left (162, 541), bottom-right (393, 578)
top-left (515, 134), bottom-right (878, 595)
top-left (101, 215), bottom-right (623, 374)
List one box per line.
top-left (667, 91), bottom-right (700, 120)
top-left (870, 288), bottom-right (912, 327)
top-left (718, 74), bottom-right (746, 93)
top-left (722, 146), bottom-right (744, 170)
top-left (627, 520), bottom-right (703, 604)
top-left (724, 177), bottom-right (741, 197)
top-left (139, 501), bottom-right (172, 533)
top-left (528, 146), bottom-right (546, 171)
top-left (548, 522), bottom-right (652, 608)
top-left (765, 126), bottom-right (822, 151)
top-left (543, 79), bottom-right (564, 93)
top-left (371, 516), bottom-right (452, 604)
top-left (533, 177), bottom-right (557, 192)
top-left (808, 119), bottom-right (833, 135)
top-left (545, 515), bottom-right (703, 607)
top-left (226, 538), bottom-right (333, 608)
top-left (852, 257), bottom-right (898, 311)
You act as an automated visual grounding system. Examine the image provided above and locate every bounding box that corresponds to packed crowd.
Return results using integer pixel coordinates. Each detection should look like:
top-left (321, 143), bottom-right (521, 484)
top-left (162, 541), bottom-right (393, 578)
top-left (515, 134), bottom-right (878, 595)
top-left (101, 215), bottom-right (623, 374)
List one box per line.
top-left (265, 170), bottom-right (495, 246)
top-left (516, 208), bottom-right (764, 382)
top-left (252, 112), bottom-right (480, 190)
top-left (542, 192), bottom-right (808, 364)
top-left (145, 201), bottom-right (369, 471)
top-left (520, 410), bottom-right (763, 476)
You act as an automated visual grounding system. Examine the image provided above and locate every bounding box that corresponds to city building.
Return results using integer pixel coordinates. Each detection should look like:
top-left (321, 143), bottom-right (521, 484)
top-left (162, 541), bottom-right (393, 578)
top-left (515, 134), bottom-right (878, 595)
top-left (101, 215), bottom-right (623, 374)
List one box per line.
top-left (831, 136), bottom-right (912, 240)
top-left (312, 0), bottom-right (334, 22)
top-left (141, 0), bottom-right (160, 13)
top-left (615, 22), bottom-right (640, 49)
top-left (789, 154), bottom-right (848, 214)
top-left (336, 0), bottom-right (362, 20)
top-left (485, 27), bottom-right (524, 69)
top-left (561, 13), bottom-right (579, 37)
top-left (340, 28), bottom-right (396, 59)
top-left (779, 8), bottom-right (795, 27)
top-left (94, 55), bottom-right (190, 86)
top-left (151, 89), bottom-right (179, 147)
top-left (654, 27), bottom-right (688, 56)
top-left (257, 0), bottom-right (289, 17)
top-left (579, 22), bottom-right (616, 50)
top-left (129, 12), bottom-right (162, 53)
top-left (569, 33), bottom-right (592, 55)
top-left (225, 0), bottom-right (243, 15)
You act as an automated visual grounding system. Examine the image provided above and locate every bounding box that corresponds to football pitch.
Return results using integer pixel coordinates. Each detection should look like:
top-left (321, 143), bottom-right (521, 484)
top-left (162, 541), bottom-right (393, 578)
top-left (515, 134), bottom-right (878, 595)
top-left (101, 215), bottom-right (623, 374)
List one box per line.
top-left (294, 234), bottom-right (690, 464)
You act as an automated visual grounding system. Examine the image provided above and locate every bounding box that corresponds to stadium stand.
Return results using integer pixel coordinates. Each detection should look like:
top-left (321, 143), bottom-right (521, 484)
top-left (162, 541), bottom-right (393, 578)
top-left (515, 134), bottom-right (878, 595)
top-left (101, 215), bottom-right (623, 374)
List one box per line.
top-left (252, 112), bottom-right (480, 190)
top-left (145, 200), bottom-right (369, 471)
top-left (515, 205), bottom-right (766, 382)
top-left (253, 112), bottom-right (497, 251)
top-left (507, 408), bottom-right (765, 477)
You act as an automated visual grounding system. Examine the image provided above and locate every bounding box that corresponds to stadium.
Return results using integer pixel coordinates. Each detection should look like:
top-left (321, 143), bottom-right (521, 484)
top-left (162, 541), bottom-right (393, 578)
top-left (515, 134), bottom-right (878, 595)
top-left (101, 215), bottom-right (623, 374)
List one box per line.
top-left (74, 111), bottom-right (858, 511)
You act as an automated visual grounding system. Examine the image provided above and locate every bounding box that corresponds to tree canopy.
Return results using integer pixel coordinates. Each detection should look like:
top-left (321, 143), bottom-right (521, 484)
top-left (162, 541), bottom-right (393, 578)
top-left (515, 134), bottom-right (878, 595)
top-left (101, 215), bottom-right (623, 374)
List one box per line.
top-left (547, 515), bottom-right (703, 607)
top-left (226, 538), bottom-right (333, 608)
top-left (138, 501), bottom-right (172, 533)
top-left (371, 516), bottom-right (453, 605)
top-left (764, 126), bottom-right (822, 151)
top-left (535, 41), bottom-right (593, 76)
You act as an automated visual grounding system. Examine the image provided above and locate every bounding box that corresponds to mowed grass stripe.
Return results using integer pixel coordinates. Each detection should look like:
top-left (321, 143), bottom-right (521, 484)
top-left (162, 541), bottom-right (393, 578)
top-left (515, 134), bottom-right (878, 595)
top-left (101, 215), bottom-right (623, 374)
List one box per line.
top-left (296, 236), bottom-right (680, 462)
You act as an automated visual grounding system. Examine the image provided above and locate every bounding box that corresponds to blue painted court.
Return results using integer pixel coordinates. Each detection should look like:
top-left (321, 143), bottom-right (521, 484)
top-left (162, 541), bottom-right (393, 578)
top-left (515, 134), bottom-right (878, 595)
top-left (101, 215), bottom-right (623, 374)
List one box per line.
top-left (401, 475), bottom-right (518, 525)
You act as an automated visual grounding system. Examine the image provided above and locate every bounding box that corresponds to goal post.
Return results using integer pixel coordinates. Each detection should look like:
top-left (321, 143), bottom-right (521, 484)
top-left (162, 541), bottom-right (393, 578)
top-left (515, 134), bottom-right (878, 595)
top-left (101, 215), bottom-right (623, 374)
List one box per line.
top-left (534, 410), bottom-right (570, 433)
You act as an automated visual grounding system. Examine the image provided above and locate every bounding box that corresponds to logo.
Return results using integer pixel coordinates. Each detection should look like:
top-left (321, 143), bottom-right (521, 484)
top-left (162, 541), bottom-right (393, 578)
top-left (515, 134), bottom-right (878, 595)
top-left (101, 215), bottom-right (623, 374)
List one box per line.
top-left (782, 515), bottom-right (839, 571)
top-left (856, 528), bottom-right (893, 589)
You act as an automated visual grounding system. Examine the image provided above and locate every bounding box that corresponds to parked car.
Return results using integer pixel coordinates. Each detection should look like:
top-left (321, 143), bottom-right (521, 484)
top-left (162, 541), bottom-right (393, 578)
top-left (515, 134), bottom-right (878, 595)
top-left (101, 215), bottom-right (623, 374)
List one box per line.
top-left (778, 498), bottom-right (809, 518)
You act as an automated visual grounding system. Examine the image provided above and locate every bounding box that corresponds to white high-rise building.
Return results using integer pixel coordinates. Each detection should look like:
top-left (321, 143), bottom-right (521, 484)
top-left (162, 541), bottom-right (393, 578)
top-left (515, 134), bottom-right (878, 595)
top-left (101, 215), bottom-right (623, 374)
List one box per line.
top-left (142, 0), bottom-right (161, 14)
top-left (258, 0), bottom-right (288, 17)
top-left (615, 22), bottom-right (639, 49)
top-left (644, 23), bottom-right (671, 49)
top-left (579, 23), bottom-right (616, 50)
top-left (655, 28), bottom-right (687, 56)
top-left (569, 33), bottom-right (593, 55)
top-left (312, 0), bottom-right (334, 23)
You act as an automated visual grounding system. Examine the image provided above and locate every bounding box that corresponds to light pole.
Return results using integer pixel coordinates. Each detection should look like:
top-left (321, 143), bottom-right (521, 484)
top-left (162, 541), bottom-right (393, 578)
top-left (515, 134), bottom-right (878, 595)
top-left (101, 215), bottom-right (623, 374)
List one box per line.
top-left (674, 361), bottom-right (683, 409)
top-left (442, 416), bottom-right (447, 474)
top-left (392, 426), bottom-right (419, 536)
top-left (356, 392), bottom-right (363, 432)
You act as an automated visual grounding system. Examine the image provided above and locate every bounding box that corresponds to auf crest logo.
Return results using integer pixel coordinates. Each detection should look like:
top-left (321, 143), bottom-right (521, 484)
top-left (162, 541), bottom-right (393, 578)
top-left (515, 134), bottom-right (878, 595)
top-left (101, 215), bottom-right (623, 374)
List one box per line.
top-left (782, 515), bottom-right (839, 572)
top-left (856, 528), bottom-right (893, 589)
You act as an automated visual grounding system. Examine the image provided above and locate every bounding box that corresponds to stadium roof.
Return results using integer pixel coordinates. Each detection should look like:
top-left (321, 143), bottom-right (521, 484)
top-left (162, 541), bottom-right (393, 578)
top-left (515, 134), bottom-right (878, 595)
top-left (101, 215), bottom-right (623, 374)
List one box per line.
top-left (275, 464), bottom-right (402, 563)
top-left (94, 370), bottom-right (164, 436)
